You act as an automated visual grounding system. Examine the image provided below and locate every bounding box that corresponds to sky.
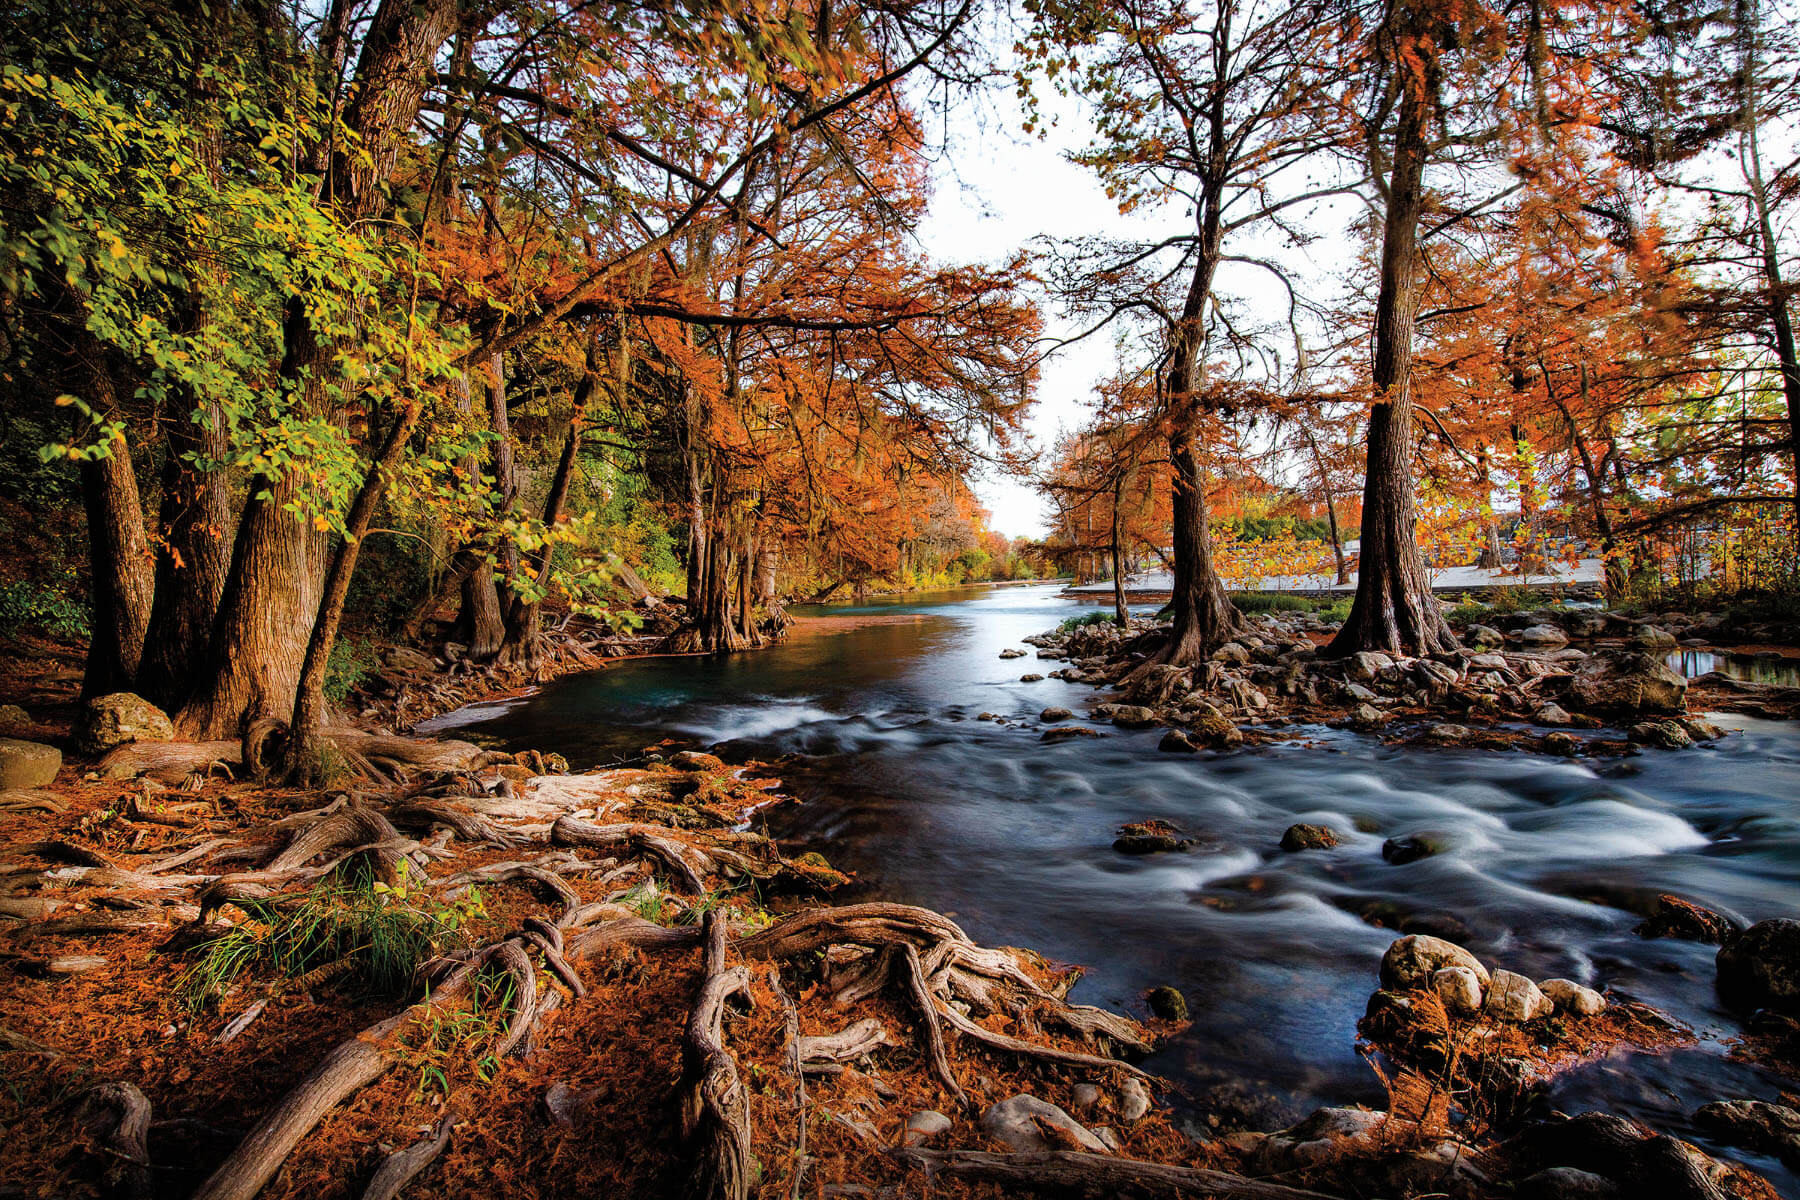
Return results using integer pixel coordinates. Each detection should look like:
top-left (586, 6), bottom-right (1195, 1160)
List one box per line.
top-left (912, 79), bottom-right (1129, 539)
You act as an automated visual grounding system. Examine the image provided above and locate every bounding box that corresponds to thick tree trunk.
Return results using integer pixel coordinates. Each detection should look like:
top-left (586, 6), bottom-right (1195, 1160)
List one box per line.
top-left (136, 399), bottom-right (233, 709)
top-left (1326, 30), bottom-right (1457, 658)
top-left (484, 349), bottom-right (522, 619)
top-left (79, 423), bottom-right (153, 698)
top-left (175, 0), bottom-right (462, 737)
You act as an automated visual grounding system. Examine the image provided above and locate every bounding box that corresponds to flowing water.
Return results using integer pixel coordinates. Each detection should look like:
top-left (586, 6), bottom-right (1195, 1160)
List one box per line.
top-left (425, 583), bottom-right (1800, 1190)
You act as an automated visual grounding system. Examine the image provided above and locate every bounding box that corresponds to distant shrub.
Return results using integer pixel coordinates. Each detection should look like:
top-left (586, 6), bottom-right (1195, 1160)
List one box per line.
top-left (0, 575), bottom-right (89, 640)
top-left (324, 636), bottom-right (381, 702)
top-left (1232, 591), bottom-right (1315, 614)
top-left (1058, 611), bottom-right (1110, 632)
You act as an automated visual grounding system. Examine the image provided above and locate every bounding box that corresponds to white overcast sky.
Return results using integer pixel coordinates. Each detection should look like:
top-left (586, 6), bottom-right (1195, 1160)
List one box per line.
top-left (914, 73), bottom-right (1130, 539)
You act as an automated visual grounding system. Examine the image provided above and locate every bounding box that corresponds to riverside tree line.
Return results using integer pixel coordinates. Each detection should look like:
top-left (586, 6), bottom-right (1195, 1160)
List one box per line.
top-left (3, 0), bottom-right (1798, 779)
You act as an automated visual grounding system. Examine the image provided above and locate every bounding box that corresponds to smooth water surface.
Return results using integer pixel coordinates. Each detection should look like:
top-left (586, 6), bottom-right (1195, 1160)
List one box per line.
top-left (428, 584), bottom-right (1800, 1185)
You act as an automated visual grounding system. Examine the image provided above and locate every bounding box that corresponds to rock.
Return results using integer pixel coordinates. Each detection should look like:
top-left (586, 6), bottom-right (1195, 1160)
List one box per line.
top-left (1188, 712), bottom-right (1244, 749)
top-left (1147, 986), bottom-right (1188, 1021)
top-left (1680, 717), bottom-right (1725, 742)
top-left (1019, 673), bottom-right (1044, 682)
top-left (1540, 978), bottom-right (1606, 1017)
top-left (1381, 834), bottom-right (1445, 865)
top-left (669, 750), bottom-right (726, 771)
top-left (1255, 1108), bottom-right (1386, 1171)
top-left (1119, 1076), bottom-right (1152, 1122)
top-left (1419, 722), bottom-right (1471, 745)
top-left (1560, 649), bottom-right (1687, 716)
top-left (1465, 624), bottom-right (1506, 649)
top-left (1110, 705), bottom-right (1160, 729)
top-left (1069, 1083), bottom-right (1103, 1113)
top-left (1636, 894), bottom-right (1740, 944)
top-left (1347, 651), bottom-right (1392, 682)
top-left (1534, 702), bottom-right (1573, 726)
top-left (1717, 918), bottom-right (1800, 1011)
top-left (0, 738), bottom-right (61, 790)
top-left (902, 1109), bottom-right (953, 1146)
top-left (1514, 1168), bottom-right (1622, 1199)
top-left (1113, 821), bottom-right (1188, 854)
top-left (1629, 720), bottom-right (1692, 750)
top-left (0, 704), bottom-right (30, 734)
top-left (1039, 706), bottom-right (1074, 722)
top-left (1519, 623), bottom-right (1570, 648)
top-left (1280, 823), bottom-right (1341, 852)
top-left (1348, 703), bottom-right (1387, 731)
top-left (383, 646), bottom-right (435, 673)
top-left (1158, 729), bottom-right (1199, 754)
top-left (1432, 966), bottom-right (1485, 1015)
top-left (1042, 726), bottom-right (1107, 744)
top-left (1693, 1099), bottom-right (1800, 1166)
top-left (1541, 731), bottom-right (1580, 756)
top-left (74, 692), bottom-right (174, 755)
top-left (1484, 969), bottom-right (1554, 1021)
top-left (1212, 642), bottom-right (1251, 665)
top-left (979, 1095), bottom-right (1110, 1154)
top-left (1089, 1125), bottom-right (1123, 1153)
top-left (1380, 934), bottom-right (1491, 990)
top-left (1635, 625), bottom-right (1679, 651)
top-left (1469, 652), bottom-right (1510, 671)
top-left (998, 648), bottom-right (1026, 659)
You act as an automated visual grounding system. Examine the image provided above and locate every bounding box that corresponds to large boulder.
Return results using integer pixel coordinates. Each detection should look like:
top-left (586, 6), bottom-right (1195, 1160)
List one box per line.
top-left (1636, 894), bottom-right (1740, 945)
top-left (980, 1094), bottom-right (1110, 1154)
top-left (1281, 823), bottom-right (1341, 852)
top-left (1519, 623), bottom-right (1570, 649)
top-left (1558, 649), bottom-right (1686, 716)
top-left (1380, 934), bottom-right (1491, 991)
top-left (74, 692), bottom-right (174, 755)
top-left (1693, 1099), bottom-right (1800, 1167)
top-left (0, 738), bottom-right (61, 789)
top-left (1717, 919), bottom-right (1800, 1011)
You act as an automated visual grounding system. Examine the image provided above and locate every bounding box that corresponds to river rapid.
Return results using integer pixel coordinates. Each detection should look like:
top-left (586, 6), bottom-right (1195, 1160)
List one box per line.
top-left (424, 582), bottom-right (1800, 1189)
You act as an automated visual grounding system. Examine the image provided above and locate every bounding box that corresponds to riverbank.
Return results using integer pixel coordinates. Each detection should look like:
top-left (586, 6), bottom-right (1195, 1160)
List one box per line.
top-left (5, 682), bottom-right (1796, 1200)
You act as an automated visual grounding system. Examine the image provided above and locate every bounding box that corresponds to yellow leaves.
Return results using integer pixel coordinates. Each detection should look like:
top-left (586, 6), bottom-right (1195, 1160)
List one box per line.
top-left (313, 514), bottom-right (332, 531)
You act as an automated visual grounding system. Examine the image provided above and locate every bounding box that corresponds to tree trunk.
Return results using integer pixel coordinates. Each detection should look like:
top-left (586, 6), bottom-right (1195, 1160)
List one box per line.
top-left (175, 0), bottom-right (462, 737)
top-left (502, 340), bottom-right (601, 662)
top-left (1109, 475), bottom-right (1129, 627)
top-left (78, 412), bottom-right (153, 698)
top-left (484, 349), bottom-right (522, 618)
top-left (282, 399), bottom-right (425, 783)
top-left (1326, 26), bottom-right (1457, 658)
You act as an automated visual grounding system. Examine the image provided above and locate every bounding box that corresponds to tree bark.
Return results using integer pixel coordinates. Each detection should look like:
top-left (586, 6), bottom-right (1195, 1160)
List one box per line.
top-left (1326, 22), bottom-right (1457, 658)
top-left (76, 346), bottom-right (153, 699)
top-left (174, 0), bottom-right (463, 737)
top-left (282, 398), bottom-right (425, 782)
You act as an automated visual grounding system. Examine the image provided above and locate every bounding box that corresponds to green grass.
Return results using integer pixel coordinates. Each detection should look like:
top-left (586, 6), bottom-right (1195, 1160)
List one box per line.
top-left (1057, 611), bottom-right (1111, 632)
top-left (177, 869), bottom-right (484, 1011)
top-left (1231, 591), bottom-right (1316, 614)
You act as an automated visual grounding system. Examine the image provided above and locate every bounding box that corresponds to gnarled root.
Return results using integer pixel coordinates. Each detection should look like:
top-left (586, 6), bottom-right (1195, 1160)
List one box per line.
top-left (359, 1112), bottom-right (455, 1200)
top-left (679, 912), bottom-right (753, 1200)
top-left (76, 1081), bottom-right (152, 1200)
top-left (893, 1148), bottom-right (1344, 1199)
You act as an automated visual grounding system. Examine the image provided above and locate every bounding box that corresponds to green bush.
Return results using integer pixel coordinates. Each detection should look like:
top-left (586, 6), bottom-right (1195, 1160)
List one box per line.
top-left (1232, 591), bottom-right (1315, 614)
top-left (324, 636), bottom-right (381, 702)
top-left (0, 576), bottom-right (89, 640)
top-left (1058, 610), bottom-right (1110, 632)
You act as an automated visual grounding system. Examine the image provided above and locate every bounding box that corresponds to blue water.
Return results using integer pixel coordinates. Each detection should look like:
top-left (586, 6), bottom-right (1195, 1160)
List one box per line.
top-left (427, 583), bottom-right (1800, 1184)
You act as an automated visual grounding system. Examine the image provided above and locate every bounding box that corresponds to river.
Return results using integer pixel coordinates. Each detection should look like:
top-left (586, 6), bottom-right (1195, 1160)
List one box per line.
top-left (424, 582), bottom-right (1800, 1188)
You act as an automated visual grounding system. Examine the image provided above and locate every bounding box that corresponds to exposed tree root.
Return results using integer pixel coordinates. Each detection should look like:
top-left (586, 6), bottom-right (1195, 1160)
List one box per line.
top-left (892, 1148), bottom-right (1345, 1199)
top-left (359, 1111), bottom-right (456, 1200)
top-left (678, 912), bottom-right (753, 1200)
top-left (76, 1081), bottom-right (153, 1200)
top-left (899, 942), bottom-right (969, 1107)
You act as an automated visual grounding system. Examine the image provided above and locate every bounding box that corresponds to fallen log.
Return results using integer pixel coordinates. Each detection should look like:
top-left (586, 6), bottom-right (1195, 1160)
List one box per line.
top-left (892, 1148), bottom-right (1345, 1199)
